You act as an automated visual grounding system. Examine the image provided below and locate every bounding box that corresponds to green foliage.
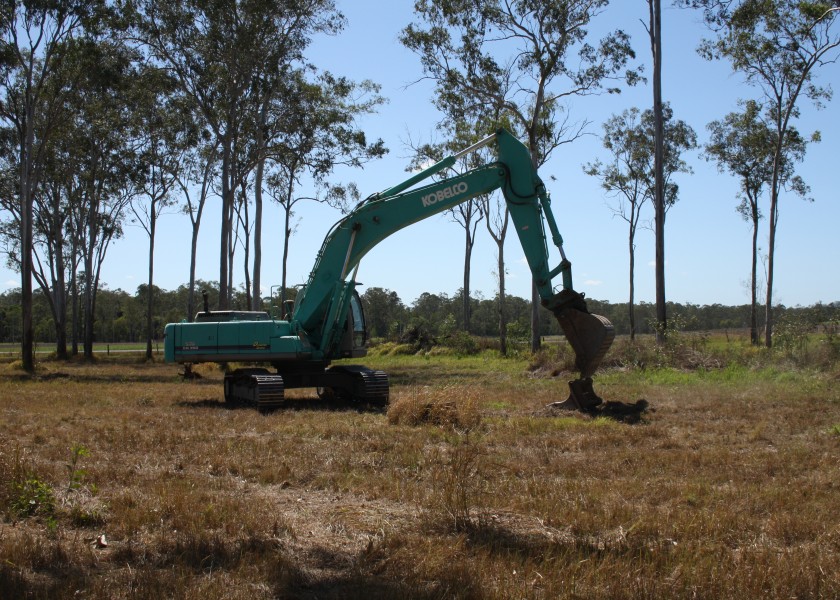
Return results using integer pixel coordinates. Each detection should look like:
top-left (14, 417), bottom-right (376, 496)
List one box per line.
top-left (443, 331), bottom-right (479, 356)
top-left (1, 448), bottom-right (55, 520)
top-left (11, 478), bottom-right (56, 518)
top-left (829, 424), bottom-right (840, 437)
top-left (66, 443), bottom-right (89, 493)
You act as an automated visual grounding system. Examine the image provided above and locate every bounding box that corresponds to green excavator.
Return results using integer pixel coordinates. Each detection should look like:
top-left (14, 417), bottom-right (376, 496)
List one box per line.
top-left (164, 129), bottom-right (614, 411)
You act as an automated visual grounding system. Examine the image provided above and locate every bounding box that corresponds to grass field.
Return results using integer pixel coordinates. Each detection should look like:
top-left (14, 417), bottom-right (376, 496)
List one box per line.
top-left (1, 336), bottom-right (839, 599)
top-left (0, 342), bottom-right (159, 356)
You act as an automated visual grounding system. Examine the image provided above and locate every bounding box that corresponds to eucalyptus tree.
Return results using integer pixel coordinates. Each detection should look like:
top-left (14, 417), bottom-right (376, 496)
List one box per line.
top-left (134, 0), bottom-right (346, 309)
top-left (682, 0), bottom-right (838, 346)
top-left (0, 96), bottom-right (76, 357)
top-left (482, 190), bottom-right (510, 353)
top-left (705, 100), bottom-right (808, 344)
top-left (128, 67), bottom-right (193, 359)
top-left (172, 119), bottom-right (218, 321)
top-left (584, 104), bottom-right (696, 339)
top-left (62, 38), bottom-right (143, 358)
top-left (0, 0), bottom-right (102, 370)
top-left (401, 0), bottom-right (641, 352)
top-left (405, 120), bottom-right (492, 333)
top-left (646, 0), bottom-right (667, 342)
top-left (30, 140), bottom-right (75, 357)
top-left (265, 69), bottom-right (386, 306)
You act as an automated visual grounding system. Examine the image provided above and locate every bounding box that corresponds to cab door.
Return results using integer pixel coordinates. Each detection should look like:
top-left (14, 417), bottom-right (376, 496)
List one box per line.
top-left (338, 290), bottom-right (368, 358)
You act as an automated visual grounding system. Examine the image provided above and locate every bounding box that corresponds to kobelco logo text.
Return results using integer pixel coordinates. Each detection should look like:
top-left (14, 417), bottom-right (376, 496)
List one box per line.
top-left (421, 182), bottom-right (468, 207)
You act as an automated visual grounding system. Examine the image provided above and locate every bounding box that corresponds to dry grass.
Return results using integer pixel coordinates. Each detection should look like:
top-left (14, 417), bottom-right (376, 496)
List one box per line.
top-left (0, 352), bottom-right (839, 598)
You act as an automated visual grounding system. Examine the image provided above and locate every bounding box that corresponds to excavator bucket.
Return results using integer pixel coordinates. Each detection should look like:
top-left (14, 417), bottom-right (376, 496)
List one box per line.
top-left (545, 291), bottom-right (615, 411)
top-left (554, 309), bottom-right (615, 379)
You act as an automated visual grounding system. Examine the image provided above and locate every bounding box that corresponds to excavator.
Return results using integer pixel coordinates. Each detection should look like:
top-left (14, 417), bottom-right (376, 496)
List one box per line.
top-left (164, 128), bottom-right (614, 412)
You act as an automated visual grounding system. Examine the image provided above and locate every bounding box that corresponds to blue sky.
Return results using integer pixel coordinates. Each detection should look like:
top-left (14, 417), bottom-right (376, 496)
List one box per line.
top-left (3, 1), bottom-right (838, 308)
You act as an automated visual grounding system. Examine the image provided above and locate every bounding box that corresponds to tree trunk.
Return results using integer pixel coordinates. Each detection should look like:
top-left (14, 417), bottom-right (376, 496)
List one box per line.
top-left (629, 236), bottom-right (636, 341)
top-left (83, 260), bottom-right (94, 359)
top-left (145, 209), bottom-right (156, 360)
top-left (239, 181), bottom-right (251, 310)
top-left (53, 225), bottom-right (68, 359)
top-left (185, 164), bottom-right (209, 321)
top-left (280, 175), bottom-right (295, 307)
top-left (226, 188), bottom-right (235, 306)
top-left (750, 207), bottom-right (759, 345)
top-left (188, 221), bottom-right (199, 320)
top-left (486, 201), bottom-right (510, 355)
top-left (527, 128), bottom-right (541, 353)
top-left (219, 138), bottom-right (231, 309)
top-left (530, 282), bottom-right (540, 352)
top-left (70, 243), bottom-right (79, 355)
top-left (83, 192), bottom-right (96, 358)
top-left (650, 0), bottom-right (667, 344)
top-left (462, 228), bottom-right (473, 332)
top-left (19, 101), bottom-right (36, 372)
top-left (764, 186), bottom-right (778, 348)
top-left (252, 101), bottom-right (268, 311)
top-left (252, 157), bottom-right (265, 311)
top-left (497, 240), bottom-right (507, 356)
top-left (764, 120), bottom-right (788, 348)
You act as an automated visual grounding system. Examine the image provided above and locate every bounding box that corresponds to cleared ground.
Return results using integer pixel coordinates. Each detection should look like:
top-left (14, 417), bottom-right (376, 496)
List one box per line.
top-left (1, 344), bottom-right (839, 599)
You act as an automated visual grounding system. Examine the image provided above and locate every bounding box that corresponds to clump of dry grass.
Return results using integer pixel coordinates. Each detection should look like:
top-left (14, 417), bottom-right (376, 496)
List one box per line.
top-left (386, 384), bottom-right (482, 430)
top-left (424, 430), bottom-right (488, 533)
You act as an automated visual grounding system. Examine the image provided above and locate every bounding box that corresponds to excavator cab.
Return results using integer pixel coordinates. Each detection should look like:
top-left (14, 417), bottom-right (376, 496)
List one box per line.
top-left (337, 291), bottom-right (368, 359)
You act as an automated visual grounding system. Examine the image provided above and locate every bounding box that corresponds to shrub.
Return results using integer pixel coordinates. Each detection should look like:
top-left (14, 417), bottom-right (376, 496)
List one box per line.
top-left (1, 448), bottom-right (55, 520)
top-left (443, 331), bottom-right (479, 356)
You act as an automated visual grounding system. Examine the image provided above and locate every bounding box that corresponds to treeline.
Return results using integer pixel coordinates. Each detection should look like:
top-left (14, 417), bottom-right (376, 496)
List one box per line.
top-left (1, 283), bottom-right (836, 349)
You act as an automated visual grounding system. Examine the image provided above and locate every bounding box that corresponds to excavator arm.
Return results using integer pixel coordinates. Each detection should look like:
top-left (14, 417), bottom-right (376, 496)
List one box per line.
top-left (292, 129), bottom-right (614, 408)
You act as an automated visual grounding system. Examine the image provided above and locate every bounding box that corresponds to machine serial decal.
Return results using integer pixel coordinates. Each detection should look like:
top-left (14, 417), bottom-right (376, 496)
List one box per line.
top-left (421, 181), bottom-right (468, 207)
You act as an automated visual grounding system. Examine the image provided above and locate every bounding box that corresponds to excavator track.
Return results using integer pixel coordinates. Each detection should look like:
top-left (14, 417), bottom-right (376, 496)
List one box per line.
top-left (320, 365), bottom-right (390, 404)
top-left (355, 368), bottom-right (390, 404)
top-left (251, 374), bottom-right (285, 412)
top-left (224, 369), bottom-right (285, 412)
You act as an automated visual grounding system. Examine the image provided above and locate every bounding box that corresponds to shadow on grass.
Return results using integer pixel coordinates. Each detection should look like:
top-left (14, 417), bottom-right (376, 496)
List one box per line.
top-left (459, 520), bottom-right (656, 568)
top-left (0, 370), bottom-right (220, 386)
top-left (539, 398), bottom-right (651, 424)
top-left (177, 397), bottom-right (388, 415)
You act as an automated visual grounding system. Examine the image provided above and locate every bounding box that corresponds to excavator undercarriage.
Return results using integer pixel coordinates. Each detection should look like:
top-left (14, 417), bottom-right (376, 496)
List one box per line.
top-left (224, 364), bottom-right (389, 412)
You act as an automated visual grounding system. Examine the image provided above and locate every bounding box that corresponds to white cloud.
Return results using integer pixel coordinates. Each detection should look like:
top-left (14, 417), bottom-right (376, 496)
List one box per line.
top-left (583, 279), bottom-right (603, 286)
